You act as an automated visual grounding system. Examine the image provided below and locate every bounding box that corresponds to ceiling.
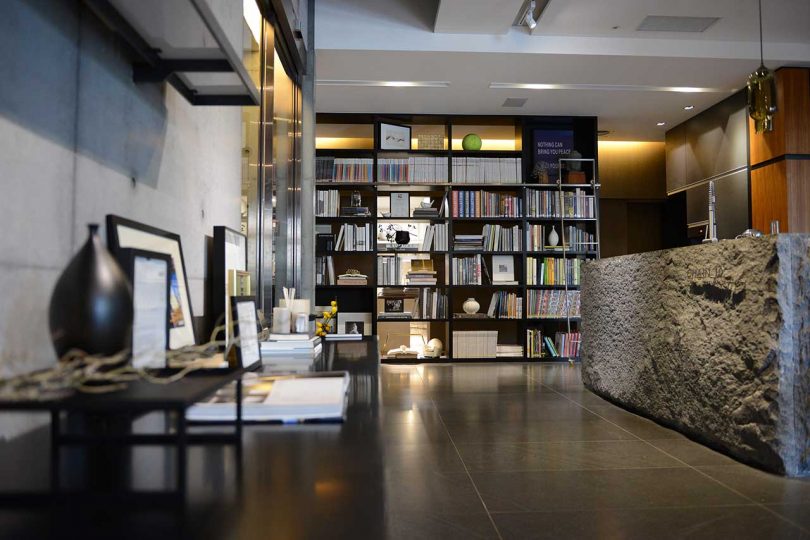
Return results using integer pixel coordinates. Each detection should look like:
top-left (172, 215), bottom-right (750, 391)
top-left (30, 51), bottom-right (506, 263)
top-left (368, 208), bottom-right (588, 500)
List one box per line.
top-left (314, 0), bottom-right (810, 141)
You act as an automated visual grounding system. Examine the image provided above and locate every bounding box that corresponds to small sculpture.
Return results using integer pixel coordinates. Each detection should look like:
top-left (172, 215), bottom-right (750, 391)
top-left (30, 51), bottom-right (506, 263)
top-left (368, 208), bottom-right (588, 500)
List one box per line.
top-left (548, 226), bottom-right (559, 247)
top-left (463, 298), bottom-right (480, 314)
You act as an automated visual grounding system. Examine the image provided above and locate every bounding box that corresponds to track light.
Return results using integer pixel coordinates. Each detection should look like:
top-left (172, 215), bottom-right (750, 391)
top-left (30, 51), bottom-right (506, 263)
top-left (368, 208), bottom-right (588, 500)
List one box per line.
top-left (524, 1), bottom-right (537, 30)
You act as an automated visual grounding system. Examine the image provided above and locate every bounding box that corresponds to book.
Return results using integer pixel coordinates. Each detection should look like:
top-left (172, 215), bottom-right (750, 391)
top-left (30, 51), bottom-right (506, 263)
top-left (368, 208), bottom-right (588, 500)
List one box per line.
top-left (325, 334), bottom-right (363, 341)
top-left (186, 372), bottom-right (350, 423)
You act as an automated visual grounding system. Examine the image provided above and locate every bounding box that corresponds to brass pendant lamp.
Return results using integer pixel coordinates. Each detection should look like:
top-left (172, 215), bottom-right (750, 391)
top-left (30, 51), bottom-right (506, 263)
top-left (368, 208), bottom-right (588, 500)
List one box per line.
top-left (747, 0), bottom-right (777, 133)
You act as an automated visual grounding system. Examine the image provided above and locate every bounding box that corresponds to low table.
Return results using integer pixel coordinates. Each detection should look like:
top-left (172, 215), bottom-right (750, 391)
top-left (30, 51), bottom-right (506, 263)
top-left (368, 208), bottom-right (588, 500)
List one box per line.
top-left (0, 368), bottom-right (245, 504)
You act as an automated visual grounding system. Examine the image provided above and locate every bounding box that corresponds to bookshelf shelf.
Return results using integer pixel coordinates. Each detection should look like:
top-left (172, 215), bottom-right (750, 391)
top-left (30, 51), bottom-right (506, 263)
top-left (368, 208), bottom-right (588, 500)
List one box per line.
top-left (315, 113), bottom-right (599, 363)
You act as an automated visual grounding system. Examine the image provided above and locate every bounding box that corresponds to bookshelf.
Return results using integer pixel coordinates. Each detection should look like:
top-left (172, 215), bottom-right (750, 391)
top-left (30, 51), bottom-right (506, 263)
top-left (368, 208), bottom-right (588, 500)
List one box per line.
top-left (315, 114), bottom-right (599, 363)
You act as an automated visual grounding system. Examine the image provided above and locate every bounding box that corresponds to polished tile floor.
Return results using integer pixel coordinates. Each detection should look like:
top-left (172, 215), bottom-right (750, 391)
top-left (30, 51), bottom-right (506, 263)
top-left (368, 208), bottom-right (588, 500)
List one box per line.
top-left (1, 362), bottom-right (810, 539)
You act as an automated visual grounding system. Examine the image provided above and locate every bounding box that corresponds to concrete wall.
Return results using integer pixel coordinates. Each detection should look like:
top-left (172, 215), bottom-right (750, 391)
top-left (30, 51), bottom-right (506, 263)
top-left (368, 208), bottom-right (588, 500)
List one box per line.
top-left (0, 0), bottom-right (242, 437)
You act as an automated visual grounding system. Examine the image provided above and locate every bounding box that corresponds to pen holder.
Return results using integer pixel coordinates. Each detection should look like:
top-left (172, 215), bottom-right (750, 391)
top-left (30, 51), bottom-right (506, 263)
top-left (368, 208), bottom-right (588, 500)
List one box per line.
top-left (272, 307), bottom-right (291, 334)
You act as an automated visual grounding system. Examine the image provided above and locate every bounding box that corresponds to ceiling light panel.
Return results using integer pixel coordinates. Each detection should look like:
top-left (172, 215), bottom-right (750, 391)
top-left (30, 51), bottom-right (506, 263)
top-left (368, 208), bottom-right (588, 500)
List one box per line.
top-left (317, 80), bottom-right (451, 88)
top-left (489, 83), bottom-right (732, 93)
top-left (636, 16), bottom-right (720, 33)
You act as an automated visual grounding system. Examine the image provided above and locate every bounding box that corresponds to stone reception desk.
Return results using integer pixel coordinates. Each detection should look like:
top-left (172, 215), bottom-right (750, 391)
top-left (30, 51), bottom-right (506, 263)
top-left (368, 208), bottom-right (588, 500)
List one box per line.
top-left (581, 235), bottom-right (810, 476)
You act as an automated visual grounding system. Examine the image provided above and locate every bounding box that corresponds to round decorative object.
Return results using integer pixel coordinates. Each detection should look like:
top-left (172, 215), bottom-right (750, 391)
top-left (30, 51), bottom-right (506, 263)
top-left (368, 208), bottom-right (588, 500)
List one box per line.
top-left (49, 224), bottom-right (133, 360)
top-left (548, 226), bottom-right (559, 247)
top-left (461, 133), bottom-right (482, 151)
top-left (395, 230), bottom-right (411, 245)
top-left (463, 297), bottom-right (480, 314)
top-left (424, 338), bottom-right (444, 358)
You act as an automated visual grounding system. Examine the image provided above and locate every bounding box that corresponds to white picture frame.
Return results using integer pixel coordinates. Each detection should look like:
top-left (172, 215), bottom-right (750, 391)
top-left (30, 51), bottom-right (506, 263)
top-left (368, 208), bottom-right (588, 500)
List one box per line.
top-left (379, 122), bottom-right (411, 150)
top-left (491, 255), bottom-right (515, 283)
top-left (390, 192), bottom-right (410, 218)
top-left (337, 312), bottom-right (372, 336)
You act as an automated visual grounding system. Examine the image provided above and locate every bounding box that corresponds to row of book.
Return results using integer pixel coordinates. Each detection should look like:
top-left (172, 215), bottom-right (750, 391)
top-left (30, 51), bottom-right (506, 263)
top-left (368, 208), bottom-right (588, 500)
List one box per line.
top-left (377, 157), bottom-right (449, 183)
top-left (526, 189), bottom-right (595, 218)
top-left (527, 256), bottom-right (582, 286)
top-left (406, 267), bottom-right (437, 285)
top-left (526, 224), bottom-right (596, 252)
top-left (453, 224), bottom-right (523, 252)
top-left (452, 191), bottom-right (522, 218)
top-left (315, 255), bottom-right (336, 285)
top-left (452, 254), bottom-right (483, 285)
top-left (527, 290), bottom-right (581, 318)
top-left (526, 330), bottom-right (581, 359)
top-left (377, 255), bottom-right (401, 286)
top-left (315, 190), bottom-right (340, 217)
top-left (420, 223), bottom-right (449, 251)
top-left (452, 330), bottom-right (497, 359)
top-left (486, 291), bottom-right (522, 319)
top-left (335, 223), bottom-right (373, 251)
top-left (413, 288), bottom-right (448, 319)
top-left (316, 157), bottom-right (373, 183)
top-left (451, 157), bottom-right (522, 184)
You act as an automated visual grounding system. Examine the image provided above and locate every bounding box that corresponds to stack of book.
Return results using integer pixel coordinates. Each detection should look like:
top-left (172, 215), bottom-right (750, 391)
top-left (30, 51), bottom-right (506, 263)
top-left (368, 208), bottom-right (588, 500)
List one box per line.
top-left (453, 234), bottom-right (484, 251)
top-left (496, 344), bottom-right (524, 358)
top-left (452, 330), bottom-right (497, 359)
top-left (340, 206), bottom-right (371, 217)
top-left (337, 272), bottom-right (368, 286)
top-left (406, 269), bottom-right (437, 285)
top-left (260, 334), bottom-right (323, 366)
top-left (413, 206), bottom-right (439, 218)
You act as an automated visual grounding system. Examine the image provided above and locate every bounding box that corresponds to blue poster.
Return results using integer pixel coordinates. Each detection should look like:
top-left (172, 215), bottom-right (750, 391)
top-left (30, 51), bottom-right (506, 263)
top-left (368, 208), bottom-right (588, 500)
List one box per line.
top-left (533, 129), bottom-right (574, 182)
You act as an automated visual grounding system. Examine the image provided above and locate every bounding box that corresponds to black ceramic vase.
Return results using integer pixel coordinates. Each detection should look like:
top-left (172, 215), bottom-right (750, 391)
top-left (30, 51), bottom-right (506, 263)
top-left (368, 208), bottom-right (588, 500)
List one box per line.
top-left (48, 224), bottom-right (133, 360)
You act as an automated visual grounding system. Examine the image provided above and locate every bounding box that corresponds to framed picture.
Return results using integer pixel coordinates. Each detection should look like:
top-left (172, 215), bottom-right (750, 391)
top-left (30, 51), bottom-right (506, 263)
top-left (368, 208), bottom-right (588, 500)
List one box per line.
top-left (384, 298), bottom-right (404, 313)
top-left (114, 248), bottom-right (171, 369)
top-left (106, 215), bottom-right (196, 349)
top-left (390, 192), bottom-right (410, 218)
top-left (532, 129), bottom-right (574, 183)
top-left (231, 296), bottom-right (261, 369)
top-left (491, 255), bottom-right (515, 283)
top-left (213, 226), bottom-right (248, 347)
top-left (337, 312), bottom-right (372, 336)
top-left (379, 122), bottom-right (411, 150)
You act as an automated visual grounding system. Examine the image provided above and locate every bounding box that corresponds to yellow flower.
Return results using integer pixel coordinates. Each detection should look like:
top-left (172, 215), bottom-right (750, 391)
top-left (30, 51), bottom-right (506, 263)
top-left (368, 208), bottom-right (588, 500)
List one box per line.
top-left (330, 301), bottom-right (337, 307)
top-left (323, 311), bottom-right (330, 318)
top-left (331, 306), bottom-right (337, 314)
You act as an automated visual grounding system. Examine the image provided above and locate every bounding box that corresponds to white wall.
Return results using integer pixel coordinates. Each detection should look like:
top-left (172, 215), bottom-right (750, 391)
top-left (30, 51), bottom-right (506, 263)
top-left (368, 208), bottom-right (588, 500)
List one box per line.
top-left (0, 0), bottom-right (242, 438)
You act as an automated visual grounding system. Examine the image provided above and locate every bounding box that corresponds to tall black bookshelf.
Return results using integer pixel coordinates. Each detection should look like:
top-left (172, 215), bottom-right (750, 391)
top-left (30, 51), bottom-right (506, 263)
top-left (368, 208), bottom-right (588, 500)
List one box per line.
top-left (315, 114), bottom-right (599, 363)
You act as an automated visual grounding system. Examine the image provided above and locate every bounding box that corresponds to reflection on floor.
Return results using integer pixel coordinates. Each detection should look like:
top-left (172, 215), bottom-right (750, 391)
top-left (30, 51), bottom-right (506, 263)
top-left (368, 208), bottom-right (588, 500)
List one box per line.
top-left (1, 363), bottom-right (809, 539)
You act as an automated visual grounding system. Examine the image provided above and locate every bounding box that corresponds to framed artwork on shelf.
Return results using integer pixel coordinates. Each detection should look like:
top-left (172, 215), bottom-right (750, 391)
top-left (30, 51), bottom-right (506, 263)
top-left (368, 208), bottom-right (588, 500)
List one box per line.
top-left (491, 255), bottom-right (516, 283)
top-left (231, 296), bottom-right (261, 369)
top-left (384, 298), bottom-right (404, 313)
top-left (114, 248), bottom-right (171, 369)
top-left (106, 215), bottom-right (196, 349)
top-left (390, 192), bottom-right (410, 218)
top-left (379, 122), bottom-right (411, 150)
top-left (213, 226), bottom-right (248, 347)
top-left (337, 312), bottom-right (372, 336)
top-left (532, 129), bottom-right (574, 183)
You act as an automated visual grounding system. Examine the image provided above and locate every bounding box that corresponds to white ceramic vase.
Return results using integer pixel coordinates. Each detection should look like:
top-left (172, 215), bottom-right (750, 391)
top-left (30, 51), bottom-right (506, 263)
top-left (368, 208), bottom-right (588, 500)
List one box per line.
top-left (463, 297), bottom-right (480, 314)
top-left (548, 226), bottom-right (559, 247)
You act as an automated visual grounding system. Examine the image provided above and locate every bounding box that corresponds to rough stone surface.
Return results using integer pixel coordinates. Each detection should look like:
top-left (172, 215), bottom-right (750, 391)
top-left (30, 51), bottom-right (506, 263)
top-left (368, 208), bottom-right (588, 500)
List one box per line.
top-left (581, 235), bottom-right (810, 476)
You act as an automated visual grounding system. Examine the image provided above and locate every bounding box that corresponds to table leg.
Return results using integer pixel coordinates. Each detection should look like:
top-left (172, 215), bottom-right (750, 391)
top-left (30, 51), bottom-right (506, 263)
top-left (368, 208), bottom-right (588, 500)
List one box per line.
top-left (176, 407), bottom-right (187, 497)
top-left (50, 410), bottom-right (60, 493)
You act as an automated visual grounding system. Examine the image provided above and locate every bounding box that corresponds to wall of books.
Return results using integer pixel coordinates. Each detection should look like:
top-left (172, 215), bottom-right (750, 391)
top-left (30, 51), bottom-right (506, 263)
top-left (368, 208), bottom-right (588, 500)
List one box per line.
top-left (315, 113), bottom-right (598, 362)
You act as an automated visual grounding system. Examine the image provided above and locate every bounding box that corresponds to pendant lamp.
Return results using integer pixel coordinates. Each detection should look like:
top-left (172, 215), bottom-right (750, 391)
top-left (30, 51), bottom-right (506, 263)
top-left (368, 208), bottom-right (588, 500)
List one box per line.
top-left (747, 0), bottom-right (777, 133)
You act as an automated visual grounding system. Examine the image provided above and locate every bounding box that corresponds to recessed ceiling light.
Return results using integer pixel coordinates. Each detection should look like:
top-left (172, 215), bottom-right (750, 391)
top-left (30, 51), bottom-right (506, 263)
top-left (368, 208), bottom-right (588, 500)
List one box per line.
top-left (317, 80), bottom-right (451, 88)
top-left (489, 82), bottom-right (730, 93)
top-left (657, 122), bottom-right (666, 126)
top-left (683, 105), bottom-right (694, 110)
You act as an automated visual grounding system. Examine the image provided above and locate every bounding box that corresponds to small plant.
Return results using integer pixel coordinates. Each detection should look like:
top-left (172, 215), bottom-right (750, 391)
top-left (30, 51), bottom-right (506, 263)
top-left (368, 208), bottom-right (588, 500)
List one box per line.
top-left (316, 300), bottom-right (338, 337)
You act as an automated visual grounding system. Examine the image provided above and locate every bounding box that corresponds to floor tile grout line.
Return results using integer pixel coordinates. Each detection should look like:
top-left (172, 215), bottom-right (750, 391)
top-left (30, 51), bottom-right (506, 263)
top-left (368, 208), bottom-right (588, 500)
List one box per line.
top-left (412, 368), bottom-right (505, 540)
top-left (528, 373), bottom-right (810, 535)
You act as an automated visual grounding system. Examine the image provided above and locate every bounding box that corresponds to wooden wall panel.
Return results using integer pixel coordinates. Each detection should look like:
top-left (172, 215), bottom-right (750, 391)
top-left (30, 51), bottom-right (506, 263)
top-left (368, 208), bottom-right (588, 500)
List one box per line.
top-left (749, 68), bottom-right (810, 166)
top-left (751, 162), bottom-right (788, 232)
top-left (598, 141), bottom-right (666, 200)
top-left (787, 160), bottom-right (810, 233)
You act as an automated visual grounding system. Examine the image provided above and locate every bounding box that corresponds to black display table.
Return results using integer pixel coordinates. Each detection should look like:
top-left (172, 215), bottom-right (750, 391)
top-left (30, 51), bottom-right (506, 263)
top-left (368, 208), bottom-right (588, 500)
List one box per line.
top-left (0, 367), bottom-right (246, 504)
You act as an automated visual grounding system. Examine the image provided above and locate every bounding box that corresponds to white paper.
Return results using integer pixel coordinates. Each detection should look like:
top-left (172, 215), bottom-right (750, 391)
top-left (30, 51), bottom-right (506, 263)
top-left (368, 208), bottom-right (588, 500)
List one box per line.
top-left (236, 301), bottom-right (261, 367)
top-left (132, 257), bottom-right (168, 369)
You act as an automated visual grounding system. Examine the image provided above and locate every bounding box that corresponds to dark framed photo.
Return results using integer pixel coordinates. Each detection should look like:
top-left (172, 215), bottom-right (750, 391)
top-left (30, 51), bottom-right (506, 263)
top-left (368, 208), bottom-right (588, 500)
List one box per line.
top-left (114, 248), bottom-right (171, 369)
top-left (379, 122), bottom-right (411, 150)
top-left (231, 296), bottom-right (261, 370)
top-left (213, 226), bottom-right (248, 347)
top-left (384, 298), bottom-right (404, 313)
top-left (106, 215), bottom-right (196, 349)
